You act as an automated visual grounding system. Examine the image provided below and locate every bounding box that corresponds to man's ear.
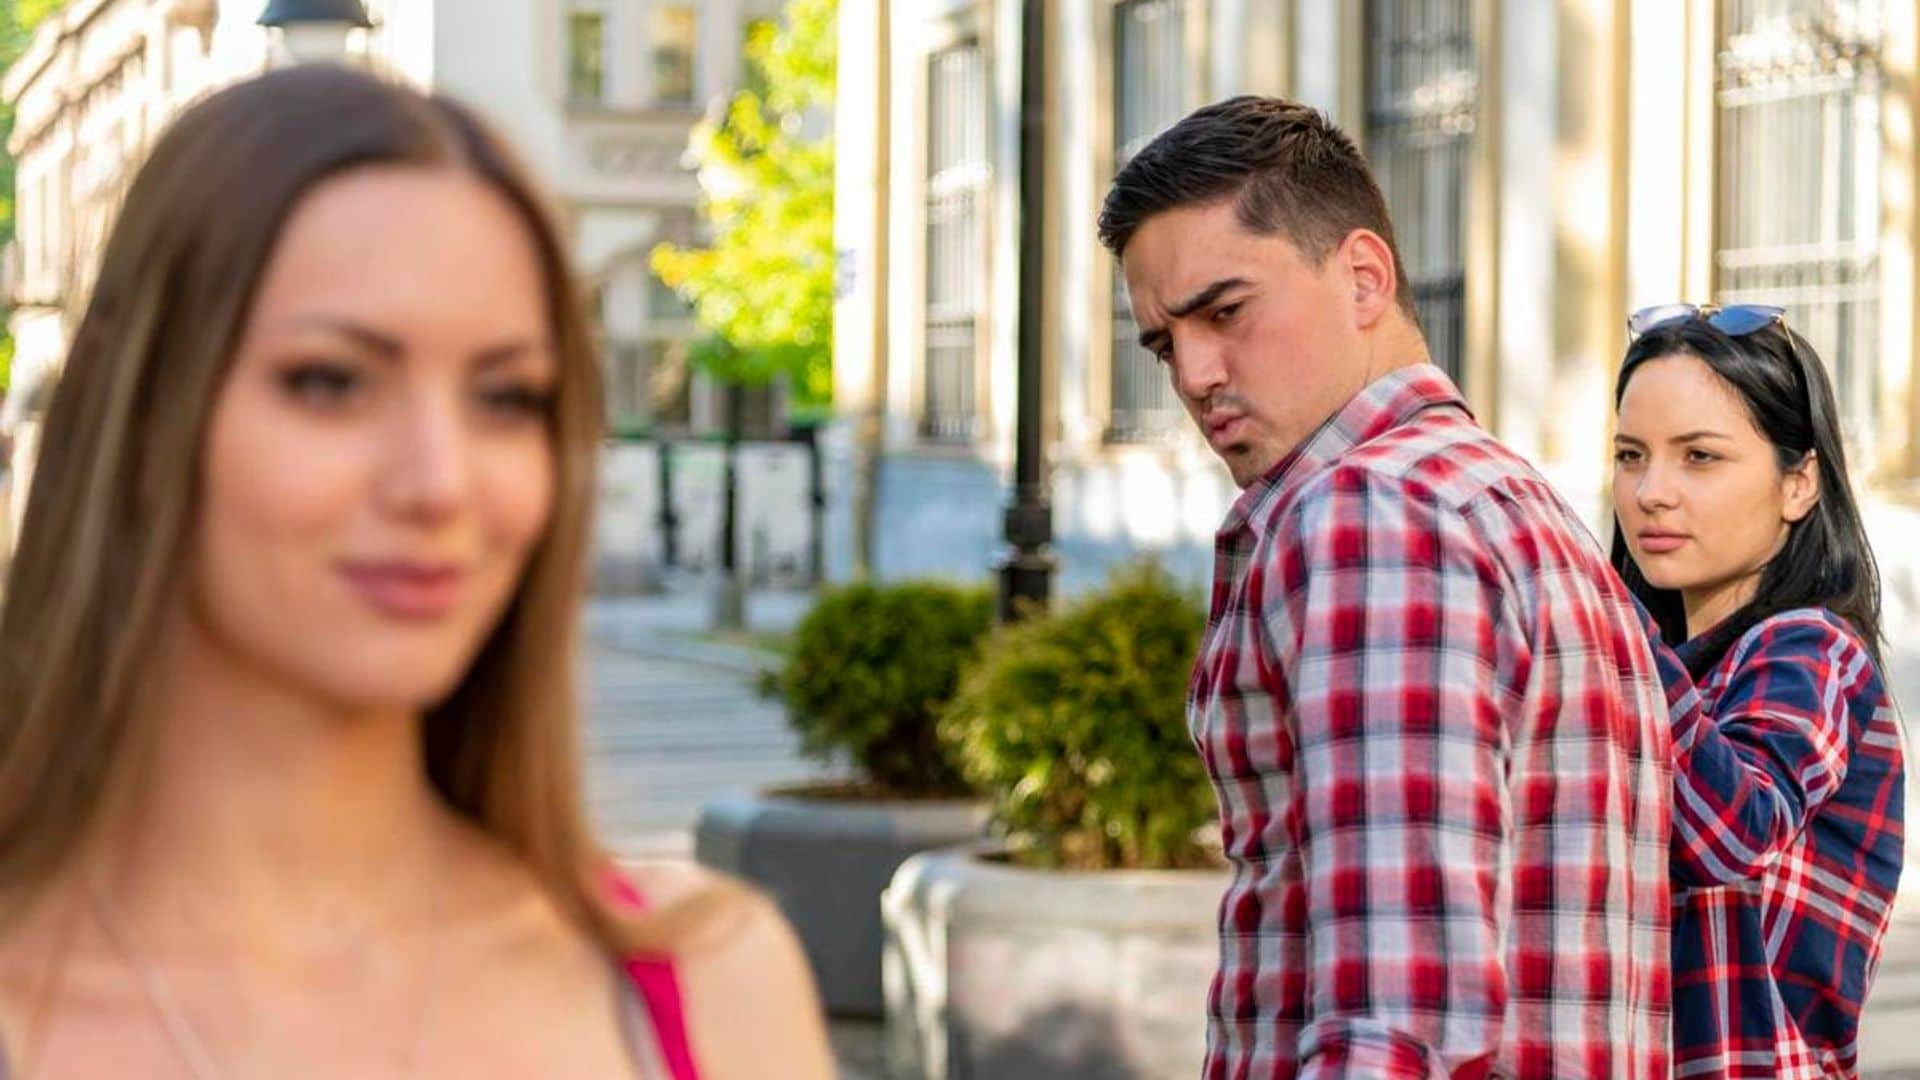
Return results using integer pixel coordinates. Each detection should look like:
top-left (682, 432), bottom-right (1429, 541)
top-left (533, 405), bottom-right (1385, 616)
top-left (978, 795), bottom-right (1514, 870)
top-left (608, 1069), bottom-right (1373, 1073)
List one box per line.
top-left (1341, 227), bottom-right (1399, 331)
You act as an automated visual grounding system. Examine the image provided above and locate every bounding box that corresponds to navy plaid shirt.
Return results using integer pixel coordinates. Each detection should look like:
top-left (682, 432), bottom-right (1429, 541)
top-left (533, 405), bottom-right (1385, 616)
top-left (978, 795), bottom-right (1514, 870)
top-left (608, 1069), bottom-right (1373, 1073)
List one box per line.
top-left (1644, 606), bottom-right (1905, 1078)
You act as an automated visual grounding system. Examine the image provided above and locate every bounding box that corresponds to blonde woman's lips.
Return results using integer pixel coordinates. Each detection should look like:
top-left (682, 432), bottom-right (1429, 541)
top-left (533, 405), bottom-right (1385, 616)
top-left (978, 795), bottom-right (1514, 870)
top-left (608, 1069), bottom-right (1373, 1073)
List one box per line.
top-left (337, 560), bottom-right (466, 620)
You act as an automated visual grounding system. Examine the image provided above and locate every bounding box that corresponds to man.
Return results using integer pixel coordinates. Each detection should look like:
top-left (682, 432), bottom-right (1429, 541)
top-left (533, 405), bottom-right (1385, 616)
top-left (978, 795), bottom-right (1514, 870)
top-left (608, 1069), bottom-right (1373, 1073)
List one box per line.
top-left (1100, 97), bottom-right (1671, 1078)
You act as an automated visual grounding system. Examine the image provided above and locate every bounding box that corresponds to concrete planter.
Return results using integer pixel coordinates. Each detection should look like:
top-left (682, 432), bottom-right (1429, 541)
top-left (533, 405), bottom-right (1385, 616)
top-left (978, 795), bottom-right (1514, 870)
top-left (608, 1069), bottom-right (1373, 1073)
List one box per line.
top-left (882, 845), bottom-right (1228, 1080)
top-left (694, 787), bottom-right (989, 1017)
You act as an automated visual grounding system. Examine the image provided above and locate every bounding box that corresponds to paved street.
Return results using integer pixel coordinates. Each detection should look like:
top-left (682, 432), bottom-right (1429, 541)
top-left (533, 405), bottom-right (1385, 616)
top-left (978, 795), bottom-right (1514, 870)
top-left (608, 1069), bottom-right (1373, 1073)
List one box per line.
top-left (583, 644), bottom-right (826, 858)
top-left (580, 590), bottom-right (1920, 1078)
top-left (582, 592), bottom-right (888, 1078)
top-left (583, 590), bottom-right (824, 857)
top-left (1864, 909), bottom-right (1920, 1078)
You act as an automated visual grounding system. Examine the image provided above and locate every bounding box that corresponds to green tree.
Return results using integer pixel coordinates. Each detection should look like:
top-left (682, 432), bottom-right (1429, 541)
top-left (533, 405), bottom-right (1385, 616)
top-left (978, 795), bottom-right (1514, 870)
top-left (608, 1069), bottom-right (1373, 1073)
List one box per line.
top-left (650, 0), bottom-right (835, 412)
top-left (650, 0), bottom-right (835, 629)
top-left (0, 0), bottom-right (62, 395)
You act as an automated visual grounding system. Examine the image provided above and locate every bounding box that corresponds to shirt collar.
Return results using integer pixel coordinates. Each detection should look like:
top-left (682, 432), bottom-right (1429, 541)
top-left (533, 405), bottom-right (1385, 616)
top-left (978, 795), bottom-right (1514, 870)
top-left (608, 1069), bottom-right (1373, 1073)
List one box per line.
top-left (1218, 362), bottom-right (1472, 538)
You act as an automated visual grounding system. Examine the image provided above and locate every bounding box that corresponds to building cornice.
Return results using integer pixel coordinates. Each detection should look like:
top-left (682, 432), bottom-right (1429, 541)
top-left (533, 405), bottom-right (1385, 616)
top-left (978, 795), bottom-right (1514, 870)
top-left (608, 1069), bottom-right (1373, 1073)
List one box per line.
top-left (2, 14), bottom-right (66, 103)
top-left (6, 0), bottom-right (172, 156)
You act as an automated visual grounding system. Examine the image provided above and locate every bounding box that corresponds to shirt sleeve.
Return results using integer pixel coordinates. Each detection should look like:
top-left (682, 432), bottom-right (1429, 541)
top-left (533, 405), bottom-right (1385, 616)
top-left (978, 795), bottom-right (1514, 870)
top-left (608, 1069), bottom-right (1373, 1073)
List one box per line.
top-left (1636, 607), bottom-right (1861, 887)
top-left (1263, 469), bottom-right (1515, 1080)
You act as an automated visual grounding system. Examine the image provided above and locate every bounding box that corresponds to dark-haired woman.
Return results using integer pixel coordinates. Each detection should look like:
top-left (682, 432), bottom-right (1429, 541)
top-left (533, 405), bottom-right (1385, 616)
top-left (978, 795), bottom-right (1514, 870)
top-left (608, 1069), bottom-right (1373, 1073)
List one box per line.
top-left (1612, 303), bottom-right (1905, 1078)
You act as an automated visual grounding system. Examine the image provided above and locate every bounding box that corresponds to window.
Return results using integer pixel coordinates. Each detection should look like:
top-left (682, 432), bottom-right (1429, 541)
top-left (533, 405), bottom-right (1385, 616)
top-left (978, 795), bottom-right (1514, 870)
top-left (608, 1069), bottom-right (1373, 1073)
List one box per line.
top-left (606, 341), bottom-right (650, 434)
top-left (1716, 0), bottom-right (1882, 445)
top-left (1109, 0), bottom-right (1191, 442)
top-left (923, 41), bottom-right (988, 443)
top-left (567, 10), bottom-right (608, 104)
top-left (35, 172), bottom-right (55, 293)
top-left (731, 382), bottom-right (781, 439)
top-left (649, 272), bottom-right (694, 321)
top-left (1365, 0), bottom-right (1476, 383)
top-left (598, 265), bottom-right (698, 436)
top-left (650, 5), bottom-right (698, 105)
top-left (29, 173), bottom-right (47, 286)
top-left (605, 341), bottom-right (696, 434)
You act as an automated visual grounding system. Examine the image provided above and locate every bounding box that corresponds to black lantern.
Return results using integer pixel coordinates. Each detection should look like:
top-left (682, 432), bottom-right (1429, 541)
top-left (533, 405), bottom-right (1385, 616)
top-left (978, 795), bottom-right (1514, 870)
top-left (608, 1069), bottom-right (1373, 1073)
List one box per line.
top-left (259, 0), bottom-right (371, 65)
top-left (257, 0), bottom-right (372, 28)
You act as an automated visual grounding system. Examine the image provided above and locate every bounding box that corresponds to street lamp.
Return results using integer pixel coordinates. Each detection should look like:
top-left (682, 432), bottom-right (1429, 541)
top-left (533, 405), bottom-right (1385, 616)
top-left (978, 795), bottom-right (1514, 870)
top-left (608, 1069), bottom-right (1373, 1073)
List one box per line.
top-left (258, 0), bottom-right (372, 65)
top-left (996, 0), bottom-right (1056, 622)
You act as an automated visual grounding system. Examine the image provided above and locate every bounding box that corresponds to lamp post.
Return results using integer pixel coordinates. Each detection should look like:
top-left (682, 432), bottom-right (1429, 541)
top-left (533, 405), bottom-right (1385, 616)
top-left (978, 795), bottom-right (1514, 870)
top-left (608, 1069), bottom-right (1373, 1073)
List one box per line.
top-left (257, 0), bottom-right (372, 65)
top-left (995, 0), bottom-right (1056, 622)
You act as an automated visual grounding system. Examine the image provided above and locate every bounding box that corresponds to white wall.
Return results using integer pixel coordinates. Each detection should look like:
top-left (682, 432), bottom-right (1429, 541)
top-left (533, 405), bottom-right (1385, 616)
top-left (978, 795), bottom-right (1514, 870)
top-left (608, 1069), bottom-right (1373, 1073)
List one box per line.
top-left (1290, 0), bottom-right (1352, 124)
top-left (832, 0), bottom-right (886, 416)
top-left (427, 0), bottom-right (564, 177)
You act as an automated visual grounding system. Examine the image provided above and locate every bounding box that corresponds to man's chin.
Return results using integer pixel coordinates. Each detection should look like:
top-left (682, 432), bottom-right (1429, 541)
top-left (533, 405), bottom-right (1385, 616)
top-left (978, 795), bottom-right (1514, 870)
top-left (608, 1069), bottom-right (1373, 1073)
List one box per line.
top-left (1221, 445), bottom-right (1274, 488)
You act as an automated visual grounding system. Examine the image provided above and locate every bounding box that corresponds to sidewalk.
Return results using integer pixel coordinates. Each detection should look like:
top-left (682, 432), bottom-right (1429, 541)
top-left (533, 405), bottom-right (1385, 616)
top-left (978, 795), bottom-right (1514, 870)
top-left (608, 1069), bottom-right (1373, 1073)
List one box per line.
top-left (579, 586), bottom-right (881, 1076)
top-left (580, 587), bottom-right (1920, 1078)
top-left (582, 586), bottom-right (825, 859)
top-left (1864, 901), bottom-right (1920, 1077)
top-left (584, 585), bottom-right (816, 659)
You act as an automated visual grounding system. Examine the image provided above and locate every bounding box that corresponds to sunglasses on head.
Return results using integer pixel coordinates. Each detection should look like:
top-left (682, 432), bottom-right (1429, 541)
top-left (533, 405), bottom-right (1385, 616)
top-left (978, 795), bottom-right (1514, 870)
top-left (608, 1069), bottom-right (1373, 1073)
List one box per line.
top-left (1626, 302), bottom-right (1815, 403)
top-left (1626, 302), bottom-right (1786, 338)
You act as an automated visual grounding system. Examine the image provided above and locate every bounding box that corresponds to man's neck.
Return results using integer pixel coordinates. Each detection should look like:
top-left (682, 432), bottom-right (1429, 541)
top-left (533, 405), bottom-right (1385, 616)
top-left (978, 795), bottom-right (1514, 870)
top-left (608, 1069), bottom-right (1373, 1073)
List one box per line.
top-left (1359, 317), bottom-right (1435, 389)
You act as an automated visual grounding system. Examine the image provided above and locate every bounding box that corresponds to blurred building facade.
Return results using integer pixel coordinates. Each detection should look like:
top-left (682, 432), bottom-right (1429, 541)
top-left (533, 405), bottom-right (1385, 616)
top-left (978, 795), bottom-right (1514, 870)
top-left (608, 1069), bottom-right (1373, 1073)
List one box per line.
top-left (831, 0), bottom-right (1920, 634)
top-left (831, 0), bottom-right (1920, 876)
top-left (0, 0), bottom-right (785, 546)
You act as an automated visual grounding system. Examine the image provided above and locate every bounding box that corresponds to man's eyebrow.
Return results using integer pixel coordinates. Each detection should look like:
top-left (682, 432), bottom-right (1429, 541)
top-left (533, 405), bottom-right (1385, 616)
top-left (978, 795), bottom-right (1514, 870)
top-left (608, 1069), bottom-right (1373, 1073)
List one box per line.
top-left (1136, 278), bottom-right (1252, 351)
top-left (1168, 278), bottom-right (1251, 320)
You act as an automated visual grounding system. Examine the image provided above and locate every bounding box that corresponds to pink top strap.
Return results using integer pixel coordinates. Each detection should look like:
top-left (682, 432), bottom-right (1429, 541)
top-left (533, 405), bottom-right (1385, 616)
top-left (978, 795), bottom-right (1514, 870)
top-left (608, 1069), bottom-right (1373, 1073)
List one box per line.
top-left (606, 871), bottom-right (701, 1080)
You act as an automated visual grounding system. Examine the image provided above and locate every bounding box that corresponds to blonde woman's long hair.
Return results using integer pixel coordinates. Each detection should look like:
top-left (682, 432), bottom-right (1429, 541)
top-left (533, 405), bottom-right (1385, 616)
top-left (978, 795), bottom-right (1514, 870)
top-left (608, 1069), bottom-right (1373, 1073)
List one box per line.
top-left (0, 65), bottom-right (653, 950)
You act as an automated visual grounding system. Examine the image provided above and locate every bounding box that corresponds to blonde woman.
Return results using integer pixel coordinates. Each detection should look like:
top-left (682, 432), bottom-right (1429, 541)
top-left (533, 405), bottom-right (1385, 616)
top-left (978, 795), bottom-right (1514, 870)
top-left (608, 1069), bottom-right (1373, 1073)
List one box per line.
top-left (0, 66), bottom-right (832, 1079)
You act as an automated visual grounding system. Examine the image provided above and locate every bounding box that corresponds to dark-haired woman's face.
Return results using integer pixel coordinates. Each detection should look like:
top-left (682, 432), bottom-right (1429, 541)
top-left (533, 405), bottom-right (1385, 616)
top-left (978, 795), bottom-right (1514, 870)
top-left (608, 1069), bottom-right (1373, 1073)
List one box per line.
top-left (1612, 353), bottom-right (1819, 636)
top-left (189, 165), bottom-right (558, 711)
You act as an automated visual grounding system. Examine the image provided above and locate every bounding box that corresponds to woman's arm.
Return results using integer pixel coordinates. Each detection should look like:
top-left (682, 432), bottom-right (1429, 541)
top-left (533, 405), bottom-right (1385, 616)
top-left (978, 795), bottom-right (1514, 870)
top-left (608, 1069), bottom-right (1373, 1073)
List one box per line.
top-left (1640, 609), bottom-right (1865, 886)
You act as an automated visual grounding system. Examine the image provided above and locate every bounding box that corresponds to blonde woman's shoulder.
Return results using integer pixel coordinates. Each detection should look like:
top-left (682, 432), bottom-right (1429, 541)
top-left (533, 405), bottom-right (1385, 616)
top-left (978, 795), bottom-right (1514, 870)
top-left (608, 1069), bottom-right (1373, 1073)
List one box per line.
top-left (613, 859), bottom-right (835, 1080)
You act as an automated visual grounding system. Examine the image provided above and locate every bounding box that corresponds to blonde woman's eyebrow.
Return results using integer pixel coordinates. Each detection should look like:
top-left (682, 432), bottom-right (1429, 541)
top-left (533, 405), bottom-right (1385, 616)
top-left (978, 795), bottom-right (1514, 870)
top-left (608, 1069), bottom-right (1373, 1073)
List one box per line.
top-left (281, 315), bottom-right (403, 359)
top-left (472, 339), bottom-right (552, 371)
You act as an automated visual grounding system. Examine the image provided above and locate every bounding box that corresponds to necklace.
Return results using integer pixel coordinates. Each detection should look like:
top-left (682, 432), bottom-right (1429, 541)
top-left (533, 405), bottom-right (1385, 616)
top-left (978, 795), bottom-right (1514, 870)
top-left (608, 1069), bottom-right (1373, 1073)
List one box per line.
top-left (83, 854), bottom-right (444, 1080)
top-left (85, 875), bottom-right (227, 1080)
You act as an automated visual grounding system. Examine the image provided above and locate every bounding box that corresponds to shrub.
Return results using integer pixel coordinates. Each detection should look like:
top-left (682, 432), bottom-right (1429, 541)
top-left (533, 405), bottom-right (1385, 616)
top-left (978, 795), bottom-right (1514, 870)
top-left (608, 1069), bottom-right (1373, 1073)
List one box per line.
top-left (779, 580), bottom-right (995, 795)
top-left (940, 563), bottom-right (1216, 869)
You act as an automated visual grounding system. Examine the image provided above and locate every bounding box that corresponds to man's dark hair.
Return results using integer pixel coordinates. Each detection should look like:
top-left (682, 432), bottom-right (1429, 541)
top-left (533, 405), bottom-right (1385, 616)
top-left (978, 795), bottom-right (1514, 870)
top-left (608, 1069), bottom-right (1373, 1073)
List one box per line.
top-left (1098, 95), bottom-right (1419, 323)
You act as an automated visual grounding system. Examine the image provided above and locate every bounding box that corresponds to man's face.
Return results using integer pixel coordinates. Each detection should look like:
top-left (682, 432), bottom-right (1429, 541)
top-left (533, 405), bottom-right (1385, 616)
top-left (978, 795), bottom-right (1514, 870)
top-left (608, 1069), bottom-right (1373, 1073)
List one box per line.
top-left (1121, 201), bottom-right (1375, 487)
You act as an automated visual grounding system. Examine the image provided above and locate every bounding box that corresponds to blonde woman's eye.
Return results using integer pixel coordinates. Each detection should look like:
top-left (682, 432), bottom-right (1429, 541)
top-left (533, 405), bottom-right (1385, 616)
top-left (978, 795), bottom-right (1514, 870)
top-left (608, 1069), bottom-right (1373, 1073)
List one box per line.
top-left (278, 363), bottom-right (363, 407)
top-left (1613, 448), bottom-right (1642, 466)
top-left (477, 382), bottom-right (555, 420)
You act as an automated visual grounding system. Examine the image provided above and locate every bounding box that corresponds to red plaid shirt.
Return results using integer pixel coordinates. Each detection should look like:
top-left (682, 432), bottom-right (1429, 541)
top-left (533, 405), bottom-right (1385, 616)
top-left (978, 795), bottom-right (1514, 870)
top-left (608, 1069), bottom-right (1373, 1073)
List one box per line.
top-left (1189, 365), bottom-right (1673, 1078)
